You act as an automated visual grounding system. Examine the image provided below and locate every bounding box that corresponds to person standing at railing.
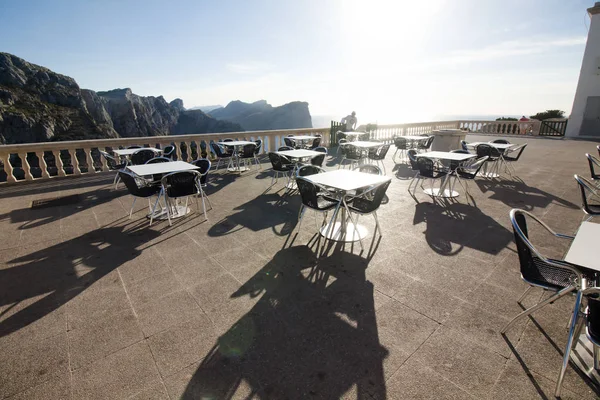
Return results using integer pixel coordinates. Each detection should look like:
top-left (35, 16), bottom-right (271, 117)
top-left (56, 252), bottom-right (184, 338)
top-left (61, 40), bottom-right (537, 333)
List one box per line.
top-left (341, 111), bottom-right (357, 131)
top-left (519, 115), bottom-right (530, 134)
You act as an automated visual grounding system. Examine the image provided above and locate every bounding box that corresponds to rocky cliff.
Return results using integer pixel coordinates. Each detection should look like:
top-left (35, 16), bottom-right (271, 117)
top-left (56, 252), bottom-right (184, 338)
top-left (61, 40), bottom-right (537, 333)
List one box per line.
top-left (209, 100), bottom-right (312, 131)
top-left (0, 53), bottom-right (241, 144)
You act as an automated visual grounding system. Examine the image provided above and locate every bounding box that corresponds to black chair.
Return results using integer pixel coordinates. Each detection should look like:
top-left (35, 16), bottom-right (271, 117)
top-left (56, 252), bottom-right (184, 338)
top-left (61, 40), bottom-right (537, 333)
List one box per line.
top-left (163, 145), bottom-right (176, 160)
top-left (283, 137), bottom-right (297, 149)
top-left (368, 144), bottom-right (390, 175)
top-left (295, 177), bottom-right (341, 237)
top-left (191, 158), bottom-right (211, 188)
top-left (161, 170), bottom-right (207, 225)
top-left (237, 143), bottom-right (257, 172)
top-left (127, 145), bottom-right (142, 149)
top-left (308, 137), bottom-right (321, 149)
top-left (490, 139), bottom-right (510, 144)
top-left (145, 156), bottom-right (171, 183)
top-left (310, 153), bottom-right (326, 167)
top-left (268, 152), bottom-right (294, 185)
top-left (416, 136), bottom-right (434, 152)
top-left (313, 146), bottom-right (327, 154)
top-left (253, 139), bottom-right (263, 168)
top-left (210, 142), bottom-right (233, 170)
top-left (409, 156), bottom-right (446, 196)
top-left (502, 209), bottom-right (591, 398)
top-left (354, 164), bottom-right (382, 175)
top-left (100, 150), bottom-right (127, 189)
top-left (502, 143), bottom-right (527, 177)
top-left (597, 145), bottom-right (600, 158)
top-left (392, 137), bottom-right (408, 163)
top-left (343, 180), bottom-right (391, 249)
top-left (222, 138), bottom-right (235, 155)
top-left (460, 140), bottom-right (469, 152)
top-left (118, 170), bottom-right (162, 225)
top-left (338, 144), bottom-right (363, 170)
top-left (278, 146), bottom-right (293, 151)
top-left (476, 144), bottom-right (501, 177)
top-left (131, 149), bottom-right (158, 166)
top-left (453, 156), bottom-right (488, 198)
top-left (297, 165), bottom-right (324, 177)
top-left (587, 153), bottom-right (600, 181)
top-left (337, 138), bottom-right (348, 156)
top-left (574, 174), bottom-right (600, 220)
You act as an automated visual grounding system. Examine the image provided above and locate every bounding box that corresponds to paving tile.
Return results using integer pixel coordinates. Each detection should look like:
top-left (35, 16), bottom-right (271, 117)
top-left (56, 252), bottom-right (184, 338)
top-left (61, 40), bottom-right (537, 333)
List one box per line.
top-left (117, 247), bottom-right (171, 285)
top-left (71, 341), bottom-right (162, 400)
top-left (0, 332), bottom-right (69, 399)
top-left (128, 382), bottom-right (170, 400)
top-left (409, 327), bottom-right (507, 398)
top-left (4, 372), bottom-right (71, 400)
top-left (134, 289), bottom-right (202, 337)
top-left (125, 270), bottom-right (183, 307)
top-left (68, 307), bottom-right (144, 370)
top-left (169, 255), bottom-right (228, 289)
top-left (147, 312), bottom-right (218, 378)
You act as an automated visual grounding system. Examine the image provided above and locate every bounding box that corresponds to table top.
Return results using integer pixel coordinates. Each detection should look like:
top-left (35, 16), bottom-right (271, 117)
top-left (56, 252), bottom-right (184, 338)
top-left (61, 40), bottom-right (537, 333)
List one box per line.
top-left (341, 131), bottom-right (366, 136)
top-left (304, 169), bottom-right (391, 192)
top-left (276, 149), bottom-right (323, 159)
top-left (217, 141), bottom-right (255, 146)
top-left (113, 147), bottom-right (161, 156)
top-left (288, 135), bottom-right (318, 140)
top-left (417, 151), bottom-right (476, 161)
top-left (469, 142), bottom-right (515, 150)
top-left (127, 161), bottom-right (199, 176)
top-left (402, 135), bottom-right (429, 141)
top-left (346, 141), bottom-right (382, 148)
top-left (565, 221), bottom-right (600, 272)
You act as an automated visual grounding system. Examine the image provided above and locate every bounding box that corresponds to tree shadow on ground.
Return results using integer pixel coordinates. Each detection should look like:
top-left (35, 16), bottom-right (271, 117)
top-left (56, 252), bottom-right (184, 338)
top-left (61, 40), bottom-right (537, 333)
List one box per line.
top-left (182, 244), bottom-right (387, 399)
top-left (413, 201), bottom-right (513, 256)
top-left (475, 178), bottom-right (578, 211)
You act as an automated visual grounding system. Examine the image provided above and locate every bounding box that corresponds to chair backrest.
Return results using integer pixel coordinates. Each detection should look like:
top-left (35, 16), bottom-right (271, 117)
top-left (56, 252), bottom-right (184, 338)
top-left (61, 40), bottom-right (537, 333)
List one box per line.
top-left (450, 149), bottom-right (469, 154)
top-left (118, 170), bottom-right (152, 197)
top-left (161, 171), bottom-right (200, 198)
top-left (416, 157), bottom-right (436, 178)
top-left (310, 137), bottom-right (321, 148)
top-left (461, 140), bottom-right (469, 151)
top-left (131, 149), bottom-right (157, 165)
top-left (457, 156), bottom-right (488, 179)
top-left (394, 136), bottom-right (408, 149)
top-left (254, 139), bottom-right (263, 155)
top-left (296, 177), bottom-right (331, 210)
top-left (222, 138), bottom-right (234, 142)
top-left (587, 153), bottom-right (600, 180)
top-left (597, 145), bottom-right (600, 158)
top-left (210, 142), bottom-right (229, 158)
top-left (491, 139), bottom-right (510, 144)
top-left (574, 174), bottom-right (600, 216)
top-left (510, 209), bottom-right (581, 290)
top-left (354, 164), bottom-right (382, 175)
top-left (345, 145), bottom-right (362, 160)
top-left (283, 137), bottom-right (296, 148)
top-left (191, 158), bottom-right (211, 186)
top-left (351, 180), bottom-right (391, 214)
top-left (338, 139), bottom-right (348, 156)
top-left (476, 144), bottom-right (500, 159)
top-left (313, 146), bottom-right (328, 154)
top-left (127, 145), bottom-right (142, 149)
top-left (407, 149), bottom-right (419, 170)
top-left (268, 152), bottom-right (291, 171)
top-left (418, 136), bottom-right (434, 149)
top-left (370, 143), bottom-right (390, 160)
top-left (588, 293), bottom-right (600, 343)
top-left (240, 143), bottom-right (257, 158)
top-left (297, 165), bottom-right (323, 177)
top-left (100, 150), bottom-right (120, 169)
top-left (310, 153), bottom-right (326, 167)
top-left (278, 146), bottom-right (293, 151)
top-left (504, 144), bottom-right (527, 162)
top-left (145, 157), bottom-right (170, 164)
top-left (163, 145), bottom-right (176, 159)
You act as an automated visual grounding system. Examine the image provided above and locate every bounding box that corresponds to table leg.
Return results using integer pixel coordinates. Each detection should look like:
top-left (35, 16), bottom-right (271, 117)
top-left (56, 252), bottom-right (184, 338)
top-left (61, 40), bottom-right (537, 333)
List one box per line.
top-left (319, 199), bottom-right (368, 242)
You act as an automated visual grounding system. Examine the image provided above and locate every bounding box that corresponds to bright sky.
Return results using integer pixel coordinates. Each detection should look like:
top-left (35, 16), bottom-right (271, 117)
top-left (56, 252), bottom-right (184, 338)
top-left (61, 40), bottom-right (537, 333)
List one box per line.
top-left (0, 0), bottom-right (592, 125)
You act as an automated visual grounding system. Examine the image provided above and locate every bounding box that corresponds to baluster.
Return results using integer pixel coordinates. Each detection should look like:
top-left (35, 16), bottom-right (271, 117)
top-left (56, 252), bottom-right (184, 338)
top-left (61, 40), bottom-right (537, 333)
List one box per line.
top-left (38, 151), bottom-right (50, 179)
top-left (175, 142), bottom-right (183, 161)
top-left (85, 148), bottom-right (95, 173)
top-left (18, 152), bottom-right (33, 180)
top-left (99, 147), bottom-right (109, 171)
top-left (52, 150), bottom-right (66, 176)
top-left (186, 141), bottom-right (194, 161)
top-left (70, 148), bottom-right (82, 175)
top-left (0, 152), bottom-right (17, 183)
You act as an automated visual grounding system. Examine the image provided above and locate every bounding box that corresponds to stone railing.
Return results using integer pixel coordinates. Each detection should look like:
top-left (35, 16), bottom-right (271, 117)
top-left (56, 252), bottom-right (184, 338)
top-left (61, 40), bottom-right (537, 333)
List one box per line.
top-left (458, 120), bottom-right (541, 136)
top-left (0, 127), bottom-right (329, 184)
top-left (365, 121), bottom-right (462, 141)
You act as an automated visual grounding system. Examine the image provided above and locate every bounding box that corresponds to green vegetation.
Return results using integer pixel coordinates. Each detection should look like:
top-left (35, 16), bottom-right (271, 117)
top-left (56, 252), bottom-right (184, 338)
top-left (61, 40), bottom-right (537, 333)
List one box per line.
top-left (530, 110), bottom-right (565, 120)
top-left (495, 117), bottom-right (518, 121)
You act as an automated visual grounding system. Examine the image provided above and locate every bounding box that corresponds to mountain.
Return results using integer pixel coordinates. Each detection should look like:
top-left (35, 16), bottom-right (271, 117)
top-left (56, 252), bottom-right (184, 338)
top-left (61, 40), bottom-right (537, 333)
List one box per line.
top-left (189, 105), bottom-right (223, 113)
top-left (209, 100), bottom-right (312, 131)
top-left (0, 52), bottom-right (241, 144)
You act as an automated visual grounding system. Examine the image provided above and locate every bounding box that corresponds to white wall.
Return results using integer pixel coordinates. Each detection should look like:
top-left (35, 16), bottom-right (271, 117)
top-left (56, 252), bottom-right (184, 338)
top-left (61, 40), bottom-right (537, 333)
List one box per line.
top-left (566, 3), bottom-right (600, 138)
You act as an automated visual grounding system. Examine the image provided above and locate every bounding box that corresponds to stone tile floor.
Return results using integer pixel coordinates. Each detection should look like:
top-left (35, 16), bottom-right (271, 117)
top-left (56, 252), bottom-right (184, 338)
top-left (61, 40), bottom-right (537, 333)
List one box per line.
top-left (0, 134), bottom-right (599, 399)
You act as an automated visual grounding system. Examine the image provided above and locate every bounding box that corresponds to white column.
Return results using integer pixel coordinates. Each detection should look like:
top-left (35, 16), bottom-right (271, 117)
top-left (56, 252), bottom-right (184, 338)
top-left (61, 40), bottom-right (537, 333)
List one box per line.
top-left (566, 3), bottom-right (600, 139)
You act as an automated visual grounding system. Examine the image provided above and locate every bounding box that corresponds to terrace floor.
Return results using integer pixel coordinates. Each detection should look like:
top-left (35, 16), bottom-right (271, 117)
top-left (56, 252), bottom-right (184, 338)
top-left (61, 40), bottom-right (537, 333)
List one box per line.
top-left (0, 134), bottom-right (599, 399)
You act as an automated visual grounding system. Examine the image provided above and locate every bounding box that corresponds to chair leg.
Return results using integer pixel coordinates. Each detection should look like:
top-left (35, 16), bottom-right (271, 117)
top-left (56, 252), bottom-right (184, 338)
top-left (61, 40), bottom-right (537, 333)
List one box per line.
top-left (555, 289), bottom-right (584, 398)
top-left (129, 197), bottom-right (137, 219)
top-left (392, 149), bottom-right (398, 163)
top-left (345, 210), bottom-right (363, 250)
top-left (165, 197), bottom-right (173, 226)
top-left (518, 285), bottom-right (534, 304)
top-left (373, 211), bottom-right (382, 237)
top-left (297, 205), bottom-right (305, 232)
top-left (149, 192), bottom-right (162, 226)
top-left (502, 284), bottom-right (577, 333)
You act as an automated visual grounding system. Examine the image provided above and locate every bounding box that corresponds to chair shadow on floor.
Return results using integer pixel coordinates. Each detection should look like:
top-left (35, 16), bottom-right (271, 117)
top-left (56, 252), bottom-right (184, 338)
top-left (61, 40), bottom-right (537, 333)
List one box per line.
top-left (0, 222), bottom-right (162, 339)
top-left (412, 201), bottom-right (513, 256)
top-left (392, 163), bottom-right (416, 180)
top-left (475, 178), bottom-right (578, 211)
top-left (181, 245), bottom-right (388, 399)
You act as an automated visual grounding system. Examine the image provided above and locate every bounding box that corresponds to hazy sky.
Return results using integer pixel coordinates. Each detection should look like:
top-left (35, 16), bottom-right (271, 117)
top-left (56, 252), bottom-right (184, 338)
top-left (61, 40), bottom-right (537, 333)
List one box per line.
top-left (0, 0), bottom-right (592, 124)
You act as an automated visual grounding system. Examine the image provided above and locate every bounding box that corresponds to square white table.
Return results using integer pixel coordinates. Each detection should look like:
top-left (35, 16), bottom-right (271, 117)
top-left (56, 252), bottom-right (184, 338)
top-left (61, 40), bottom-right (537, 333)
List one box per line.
top-left (417, 151), bottom-right (476, 198)
top-left (304, 170), bottom-right (391, 242)
top-left (467, 142), bottom-right (516, 178)
top-left (113, 147), bottom-right (161, 156)
top-left (276, 149), bottom-right (324, 188)
top-left (346, 141), bottom-right (382, 149)
top-left (217, 141), bottom-right (256, 172)
top-left (127, 161), bottom-right (200, 220)
top-left (565, 221), bottom-right (600, 272)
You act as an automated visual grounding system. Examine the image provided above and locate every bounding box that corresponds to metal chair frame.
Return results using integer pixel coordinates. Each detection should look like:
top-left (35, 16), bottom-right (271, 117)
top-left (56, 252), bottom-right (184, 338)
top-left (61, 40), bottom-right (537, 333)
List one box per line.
top-left (100, 150), bottom-right (127, 189)
top-left (160, 170), bottom-right (207, 225)
top-left (295, 177), bottom-right (342, 240)
top-left (118, 170), bottom-right (163, 226)
top-left (574, 174), bottom-right (600, 221)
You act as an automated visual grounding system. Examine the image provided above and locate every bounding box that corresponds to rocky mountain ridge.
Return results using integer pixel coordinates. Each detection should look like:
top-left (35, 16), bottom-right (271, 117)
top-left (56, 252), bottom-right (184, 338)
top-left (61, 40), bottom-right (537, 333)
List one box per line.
top-left (209, 100), bottom-right (312, 131)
